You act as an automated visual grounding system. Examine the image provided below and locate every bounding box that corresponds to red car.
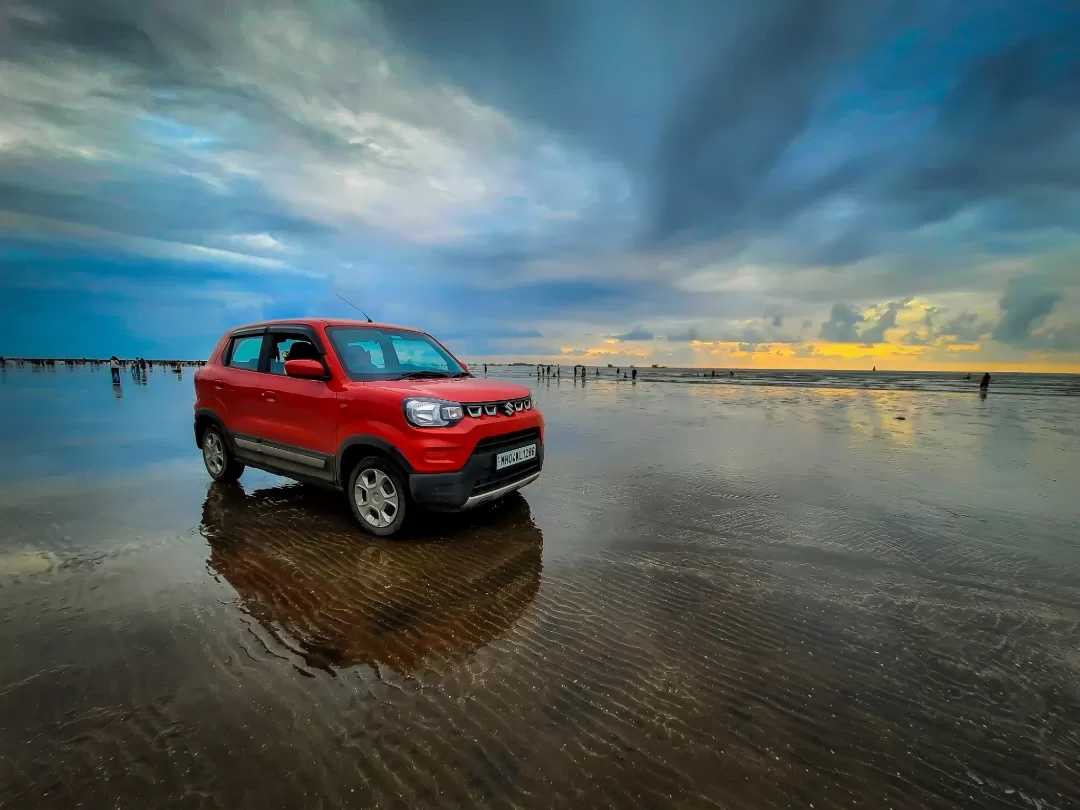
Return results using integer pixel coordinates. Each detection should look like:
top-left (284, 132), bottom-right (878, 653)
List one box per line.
top-left (193, 319), bottom-right (543, 536)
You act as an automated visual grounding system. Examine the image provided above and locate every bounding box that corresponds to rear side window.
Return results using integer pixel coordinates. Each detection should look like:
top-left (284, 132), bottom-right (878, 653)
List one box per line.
top-left (227, 336), bottom-right (263, 371)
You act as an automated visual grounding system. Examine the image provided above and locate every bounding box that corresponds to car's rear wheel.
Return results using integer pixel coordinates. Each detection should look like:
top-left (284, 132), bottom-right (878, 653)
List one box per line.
top-left (348, 456), bottom-right (408, 537)
top-left (202, 427), bottom-right (245, 483)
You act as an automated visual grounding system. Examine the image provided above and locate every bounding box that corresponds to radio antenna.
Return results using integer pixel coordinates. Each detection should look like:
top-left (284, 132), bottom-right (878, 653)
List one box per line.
top-left (334, 293), bottom-right (374, 323)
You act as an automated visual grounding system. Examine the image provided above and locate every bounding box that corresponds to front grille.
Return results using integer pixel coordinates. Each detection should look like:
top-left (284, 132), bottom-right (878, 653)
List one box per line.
top-left (465, 397), bottom-right (531, 418)
top-left (474, 428), bottom-right (541, 454)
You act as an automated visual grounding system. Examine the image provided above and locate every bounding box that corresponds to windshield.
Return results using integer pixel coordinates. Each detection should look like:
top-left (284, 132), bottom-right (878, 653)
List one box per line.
top-left (328, 327), bottom-right (467, 381)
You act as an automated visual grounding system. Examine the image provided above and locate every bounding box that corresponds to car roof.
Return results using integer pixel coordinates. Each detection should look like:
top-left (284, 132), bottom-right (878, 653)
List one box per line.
top-left (229, 318), bottom-right (425, 334)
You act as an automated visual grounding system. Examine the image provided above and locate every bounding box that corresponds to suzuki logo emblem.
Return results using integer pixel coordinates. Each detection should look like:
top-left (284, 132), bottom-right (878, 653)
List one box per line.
top-left (503, 401), bottom-right (515, 416)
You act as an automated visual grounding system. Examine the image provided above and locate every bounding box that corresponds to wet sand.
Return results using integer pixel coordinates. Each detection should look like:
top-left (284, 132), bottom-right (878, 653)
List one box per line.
top-left (2, 368), bottom-right (1079, 809)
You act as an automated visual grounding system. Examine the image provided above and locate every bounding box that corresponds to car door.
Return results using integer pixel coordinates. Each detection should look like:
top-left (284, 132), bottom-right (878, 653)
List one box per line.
top-left (216, 331), bottom-right (267, 440)
top-left (255, 327), bottom-right (340, 478)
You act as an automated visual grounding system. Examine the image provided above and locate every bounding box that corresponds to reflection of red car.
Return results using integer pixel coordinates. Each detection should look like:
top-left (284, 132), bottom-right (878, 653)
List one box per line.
top-left (200, 483), bottom-right (543, 674)
top-left (193, 319), bottom-right (544, 536)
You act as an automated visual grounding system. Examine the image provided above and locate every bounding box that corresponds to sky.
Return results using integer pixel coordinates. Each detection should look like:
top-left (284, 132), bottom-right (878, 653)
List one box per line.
top-left (1, 0), bottom-right (1079, 371)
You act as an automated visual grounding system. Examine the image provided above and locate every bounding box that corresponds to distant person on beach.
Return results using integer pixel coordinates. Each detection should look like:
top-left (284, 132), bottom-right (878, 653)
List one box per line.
top-left (729, 370), bottom-right (734, 377)
top-left (483, 363), bottom-right (488, 374)
top-left (631, 368), bottom-right (637, 381)
top-left (980, 373), bottom-right (991, 391)
top-left (109, 356), bottom-right (121, 384)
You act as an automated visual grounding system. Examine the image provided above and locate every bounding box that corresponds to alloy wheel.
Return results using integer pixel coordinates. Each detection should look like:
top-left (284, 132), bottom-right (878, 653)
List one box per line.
top-left (203, 432), bottom-right (225, 476)
top-left (353, 468), bottom-right (400, 528)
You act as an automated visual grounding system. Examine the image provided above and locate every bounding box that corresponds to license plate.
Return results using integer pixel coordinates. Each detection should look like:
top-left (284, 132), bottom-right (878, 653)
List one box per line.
top-left (496, 444), bottom-right (537, 470)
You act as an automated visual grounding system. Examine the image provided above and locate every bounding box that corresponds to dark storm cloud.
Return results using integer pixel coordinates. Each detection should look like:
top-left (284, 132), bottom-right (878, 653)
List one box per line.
top-left (912, 29), bottom-right (1080, 199)
top-left (648, 0), bottom-right (872, 244)
top-left (817, 299), bottom-right (915, 344)
top-left (664, 321), bottom-right (799, 345)
top-left (666, 325), bottom-right (712, 343)
top-left (1031, 321), bottom-right (1080, 352)
top-left (858, 300), bottom-right (907, 344)
top-left (372, 0), bottom-right (889, 244)
top-left (992, 276), bottom-right (1063, 346)
top-left (609, 326), bottom-right (654, 342)
top-left (372, 0), bottom-right (1080, 267)
top-left (818, 303), bottom-right (865, 342)
top-left (941, 312), bottom-right (994, 343)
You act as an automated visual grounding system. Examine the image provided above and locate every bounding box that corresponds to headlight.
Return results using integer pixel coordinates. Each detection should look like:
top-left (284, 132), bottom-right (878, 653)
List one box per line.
top-left (404, 398), bottom-right (464, 427)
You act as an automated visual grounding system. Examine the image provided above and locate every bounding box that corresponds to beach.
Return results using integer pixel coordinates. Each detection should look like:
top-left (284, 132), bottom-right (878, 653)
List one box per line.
top-left (1, 365), bottom-right (1079, 809)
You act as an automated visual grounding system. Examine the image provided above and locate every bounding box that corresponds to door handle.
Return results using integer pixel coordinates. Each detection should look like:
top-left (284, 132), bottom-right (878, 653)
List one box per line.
top-left (262, 391), bottom-right (276, 402)
top-left (213, 378), bottom-right (224, 389)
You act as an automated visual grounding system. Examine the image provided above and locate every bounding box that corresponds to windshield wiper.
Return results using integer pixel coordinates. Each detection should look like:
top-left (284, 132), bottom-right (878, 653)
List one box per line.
top-left (397, 370), bottom-right (452, 379)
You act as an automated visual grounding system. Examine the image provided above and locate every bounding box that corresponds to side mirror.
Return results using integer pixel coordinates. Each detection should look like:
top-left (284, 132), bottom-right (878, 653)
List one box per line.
top-left (285, 359), bottom-right (327, 380)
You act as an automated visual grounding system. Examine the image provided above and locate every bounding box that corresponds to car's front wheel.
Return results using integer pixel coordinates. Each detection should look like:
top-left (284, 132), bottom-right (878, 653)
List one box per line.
top-left (348, 456), bottom-right (408, 536)
top-left (201, 426), bottom-right (245, 483)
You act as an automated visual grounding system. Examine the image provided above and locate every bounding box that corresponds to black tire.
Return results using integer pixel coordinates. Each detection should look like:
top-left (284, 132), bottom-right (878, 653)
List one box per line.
top-left (201, 426), bottom-right (245, 483)
top-left (347, 455), bottom-right (409, 537)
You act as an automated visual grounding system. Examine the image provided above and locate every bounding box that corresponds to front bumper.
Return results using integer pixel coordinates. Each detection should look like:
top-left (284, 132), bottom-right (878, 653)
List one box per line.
top-left (409, 428), bottom-right (544, 510)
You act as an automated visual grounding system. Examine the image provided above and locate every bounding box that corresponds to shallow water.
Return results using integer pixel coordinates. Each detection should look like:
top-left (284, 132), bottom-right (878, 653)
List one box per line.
top-left (2, 366), bottom-right (1079, 809)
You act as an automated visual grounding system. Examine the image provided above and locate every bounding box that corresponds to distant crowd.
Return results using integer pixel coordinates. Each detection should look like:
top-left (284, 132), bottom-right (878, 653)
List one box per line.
top-left (517, 364), bottom-right (739, 381)
top-left (103, 356), bottom-right (202, 383)
top-left (0, 356), bottom-right (205, 386)
top-left (0, 356), bottom-right (204, 369)
top-left (521, 364), bottom-right (640, 381)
